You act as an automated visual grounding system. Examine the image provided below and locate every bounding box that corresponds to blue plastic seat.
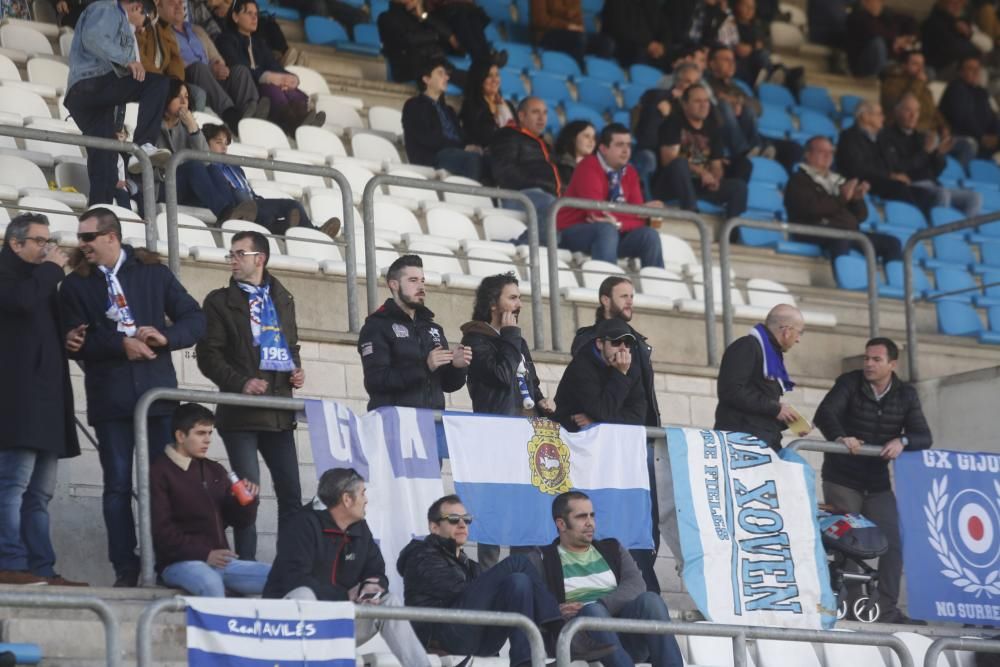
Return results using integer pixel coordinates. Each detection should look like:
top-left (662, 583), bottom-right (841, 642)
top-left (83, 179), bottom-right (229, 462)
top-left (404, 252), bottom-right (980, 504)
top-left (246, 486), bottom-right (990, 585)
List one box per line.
top-left (731, 78), bottom-right (754, 98)
top-left (930, 206), bottom-right (964, 228)
top-left (969, 159), bottom-right (1000, 189)
top-left (883, 200), bottom-right (927, 229)
top-left (257, 0), bottom-right (299, 20)
top-left (561, 101), bottom-right (605, 127)
top-left (629, 64), bottom-right (663, 88)
top-left (621, 83), bottom-right (646, 109)
top-left (739, 226), bottom-right (783, 247)
top-left (496, 41), bottom-right (534, 71)
top-left (746, 186), bottom-right (785, 221)
top-left (575, 77), bottom-right (619, 112)
top-left (794, 110), bottom-right (838, 144)
top-left (839, 94), bottom-right (863, 119)
top-left (540, 50), bottom-right (582, 79)
top-left (982, 190), bottom-right (1000, 213)
top-left (758, 104), bottom-right (793, 141)
top-left (583, 11), bottom-right (598, 32)
top-left (484, 22), bottom-right (503, 43)
top-left (836, 254), bottom-right (887, 291)
top-left (987, 306), bottom-right (1000, 333)
top-left (885, 260), bottom-right (935, 299)
top-left (304, 15), bottom-right (349, 46)
top-left (447, 54), bottom-right (472, 71)
top-left (370, 0), bottom-right (389, 18)
top-left (982, 270), bottom-right (1000, 298)
top-left (924, 234), bottom-right (976, 271)
top-left (938, 155), bottom-right (967, 189)
top-left (799, 85), bottom-right (837, 117)
top-left (353, 23), bottom-right (381, 46)
top-left (979, 242), bottom-right (1000, 268)
top-left (581, 0), bottom-right (603, 12)
top-left (749, 157), bottom-right (788, 188)
top-left (530, 73), bottom-right (570, 104)
top-left (611, 110), bottom-right (630, 126)
top-left (758, 82), bottom-right (796, 109)
top-left (583, 56), bottom-right (624, 84)
top-left (500, 67), bottom-right (529, 99)
top-left (934, 268), bottom-right (1000, 306)
top-left (480, 0), bottom-right (512, 23)
top-left (935, 300), bottom-right (997, 341)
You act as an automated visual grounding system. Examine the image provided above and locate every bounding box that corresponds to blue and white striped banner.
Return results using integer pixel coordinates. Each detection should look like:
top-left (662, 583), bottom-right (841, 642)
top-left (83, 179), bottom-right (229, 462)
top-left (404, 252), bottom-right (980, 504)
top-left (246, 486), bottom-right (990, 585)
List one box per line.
top-left (185, 597), bottom-right (355, 666)
top-left (444, 415), bottom-right (653, 549)
top-left (668, 427), bottom-right (836, 629)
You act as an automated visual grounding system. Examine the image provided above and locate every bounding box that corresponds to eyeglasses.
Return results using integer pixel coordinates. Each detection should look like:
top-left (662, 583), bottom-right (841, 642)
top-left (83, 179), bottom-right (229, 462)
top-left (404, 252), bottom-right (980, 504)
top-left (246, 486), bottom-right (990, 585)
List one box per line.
top-left (77, 230), bottom-right (112, 243)
top-left (225, 250), bottom-right (264, 261)
top-left (436, 514), bottom-right (474, 526)
top-left (607, 338), bottom-right (632, 348)
top-left (25, 236), bottom-right (56, 246)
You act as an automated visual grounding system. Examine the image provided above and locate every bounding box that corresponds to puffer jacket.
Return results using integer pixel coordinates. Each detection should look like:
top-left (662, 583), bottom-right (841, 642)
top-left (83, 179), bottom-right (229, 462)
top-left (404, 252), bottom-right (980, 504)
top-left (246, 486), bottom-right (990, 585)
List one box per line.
top-left (460, 320), bottom-right (545, 416)
top-left (487, 126), bottom-right (562, 196)
top-left (814, 370), bottom-right (932, 493)
top-left (396, 534), bottom-right (481, 643)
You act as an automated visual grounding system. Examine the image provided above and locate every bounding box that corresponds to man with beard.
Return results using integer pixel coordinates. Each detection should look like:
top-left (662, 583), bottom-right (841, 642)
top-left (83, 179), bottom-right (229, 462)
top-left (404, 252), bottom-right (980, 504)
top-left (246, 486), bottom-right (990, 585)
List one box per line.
top-left (358, 254), bottom-right (471, 410)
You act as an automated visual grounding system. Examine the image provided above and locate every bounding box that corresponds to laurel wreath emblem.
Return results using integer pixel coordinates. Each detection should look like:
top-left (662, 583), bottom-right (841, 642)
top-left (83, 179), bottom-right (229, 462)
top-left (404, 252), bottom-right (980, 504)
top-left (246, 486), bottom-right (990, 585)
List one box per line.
top-left (924, 477), bottom-right (1000, 598)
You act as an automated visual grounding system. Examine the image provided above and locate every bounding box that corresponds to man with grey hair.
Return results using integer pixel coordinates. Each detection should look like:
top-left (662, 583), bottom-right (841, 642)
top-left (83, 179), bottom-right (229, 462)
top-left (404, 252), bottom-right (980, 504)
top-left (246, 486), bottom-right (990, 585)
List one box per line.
top-left (715, 304), bottom-right (809, 451)
top-left (0, 214), bottom-right (84, 586)
top-left (263, 468), bottom-right (431, 667)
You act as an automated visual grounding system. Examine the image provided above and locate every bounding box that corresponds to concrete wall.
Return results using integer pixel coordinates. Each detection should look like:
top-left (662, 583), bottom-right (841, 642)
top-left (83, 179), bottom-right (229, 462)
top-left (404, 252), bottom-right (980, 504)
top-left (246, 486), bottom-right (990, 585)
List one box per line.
top-left (917, 366), bottom-right (1000, 453)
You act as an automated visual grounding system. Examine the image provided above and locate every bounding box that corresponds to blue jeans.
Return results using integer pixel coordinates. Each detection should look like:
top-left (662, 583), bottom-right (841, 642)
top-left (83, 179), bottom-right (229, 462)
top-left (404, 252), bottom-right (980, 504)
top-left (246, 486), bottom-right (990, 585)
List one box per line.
top-left (652, 159), bottom-right (748, 219)
top-left (559, 223), bottom-right (664, 268)
top-left (220, 429), bottom-right (301, 561)
top-left (161, 558), bottom-right (271, 597)
top-left (94, 417), bottom-right (172, 578)
top-left (434, 147), bottom-right (484, 182)
top-left (507, 188), bottom-right (559, 245)
top-left (578, 591), bottom-right (684, 667)
top-left (432, 554), bottom-right (562, 666)
top-left (0, 449), bottom-right (58, 576)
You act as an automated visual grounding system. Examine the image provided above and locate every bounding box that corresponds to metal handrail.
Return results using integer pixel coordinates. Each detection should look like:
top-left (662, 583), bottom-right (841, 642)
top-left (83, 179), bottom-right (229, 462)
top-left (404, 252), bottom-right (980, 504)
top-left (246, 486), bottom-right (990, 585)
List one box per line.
top-left (903, 211), bottom-right (1000, 381)
top-left (0, 591), bottom-right (121, 667)
top-left (162, 149), bottom-right (361, 333)
top-left (547, 199), bottom-right (717, 361)
top-left (136, 596), bottom-right (547, 667)
top-left (361, 175), bottom-right (546, 350)
top-left (925, 636), bottom-right (1000, 667)
top-left (720, 218), bottom-right (880, 348)
top-left (0, 124), bottom-right (157, 247)
top-left (555, 617), bottom-right (915, 667)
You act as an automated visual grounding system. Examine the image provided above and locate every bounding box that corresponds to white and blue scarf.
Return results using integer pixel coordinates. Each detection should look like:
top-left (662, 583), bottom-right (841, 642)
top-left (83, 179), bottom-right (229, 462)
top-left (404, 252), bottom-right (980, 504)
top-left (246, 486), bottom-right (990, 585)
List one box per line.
top-left (237, 281), bottom-right (295, 372)
top-left (749, 323), bottom-right (794, 393)
top-left (100, 250), bottom-right (137, 337)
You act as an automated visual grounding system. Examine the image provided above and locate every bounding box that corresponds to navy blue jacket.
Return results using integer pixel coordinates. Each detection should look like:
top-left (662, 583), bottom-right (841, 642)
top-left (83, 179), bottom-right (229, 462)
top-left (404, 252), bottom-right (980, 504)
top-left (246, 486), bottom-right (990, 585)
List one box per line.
top-left (59, 246), bottom-right (205, 423)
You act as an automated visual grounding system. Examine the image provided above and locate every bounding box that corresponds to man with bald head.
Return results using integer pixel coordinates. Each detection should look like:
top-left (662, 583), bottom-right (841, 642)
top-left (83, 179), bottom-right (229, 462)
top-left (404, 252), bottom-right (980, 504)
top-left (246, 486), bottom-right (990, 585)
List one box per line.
top-left (715, 304), bottom-right (807, 451)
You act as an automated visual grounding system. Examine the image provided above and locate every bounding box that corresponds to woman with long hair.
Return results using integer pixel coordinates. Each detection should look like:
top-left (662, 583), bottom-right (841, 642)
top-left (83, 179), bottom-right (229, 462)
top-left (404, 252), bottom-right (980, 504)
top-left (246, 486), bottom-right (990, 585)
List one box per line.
top-left (460, 60), bottom-right (517, 148)
top-left (553, 119), bottom-right (596, 184)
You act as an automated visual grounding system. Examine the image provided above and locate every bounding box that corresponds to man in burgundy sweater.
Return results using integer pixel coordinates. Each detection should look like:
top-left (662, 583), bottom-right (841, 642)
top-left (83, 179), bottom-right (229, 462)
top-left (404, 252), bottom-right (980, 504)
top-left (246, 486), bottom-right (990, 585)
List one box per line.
top-left (557, 123), bottom-right (665, 268)
top-left (150, 403), bottom-right (269, 596)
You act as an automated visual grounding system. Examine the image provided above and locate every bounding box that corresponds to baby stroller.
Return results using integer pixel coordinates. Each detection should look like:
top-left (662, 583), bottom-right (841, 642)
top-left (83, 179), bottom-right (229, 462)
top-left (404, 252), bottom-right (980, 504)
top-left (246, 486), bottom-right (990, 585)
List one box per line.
top-left (818, 509), bottom-right (889, 623)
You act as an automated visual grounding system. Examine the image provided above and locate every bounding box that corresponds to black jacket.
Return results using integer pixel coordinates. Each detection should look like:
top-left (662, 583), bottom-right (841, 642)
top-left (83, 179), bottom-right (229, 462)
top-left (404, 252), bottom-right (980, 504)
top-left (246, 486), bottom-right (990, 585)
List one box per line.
top-left (263, 507), bottom-right (389, 600)
top-left (553, 336), bottom-right (647, 432)
top-left (396, 534), bottom-right (481, 642)
top-left (196, 274), bottom-right (301, 432)
top-left (0, 246), bottom-right (79, 458)
top-left (402, 94), bottom-right (465, 168)
top-left (358, 298), bottom-right (467, 411)
top-left (215, 28), bottom-right (285, 82)
top-left (921, 6), bottom-right (979, 71)
top-left (714, 332), bottom-right (785, 451)
top-left (487, 126), bottom-right (561, 196)
top-left (834, 124), bottom-right (893, 186)
top-left (599, 0), bottom-right (669, 65)
top-left (59, 246), bottom-right (205, 423)
top-left (460, 320), bottom-right (545, 416)
top-left (878, 125), bottom-right (945, 183)
top-left (571, 322), bottom-right (660, 427)
top-left (530, 538), bottom-right (645, 615)
top-left (377, 1), bottom-right (451, 83)
top-left (814, 370), bottom-right (932, 493)
top-left (940, 79), bottom-right (1000, 140)
top-left (844, 5), bottom-right (916, 75)
top-left (460, 95), bottom-right (516, 148)
top-left (784, 169), bottom-right (867, 231)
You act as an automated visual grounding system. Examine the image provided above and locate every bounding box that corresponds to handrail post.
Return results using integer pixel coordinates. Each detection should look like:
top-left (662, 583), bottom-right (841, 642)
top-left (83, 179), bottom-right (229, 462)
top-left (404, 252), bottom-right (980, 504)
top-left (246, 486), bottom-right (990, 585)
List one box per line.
top-left (0, 592), bottom-right (121, 667)
top-left (925, 636), bottom-right (1000, 667)
top-left (136, 596), bottom-right (186, 666)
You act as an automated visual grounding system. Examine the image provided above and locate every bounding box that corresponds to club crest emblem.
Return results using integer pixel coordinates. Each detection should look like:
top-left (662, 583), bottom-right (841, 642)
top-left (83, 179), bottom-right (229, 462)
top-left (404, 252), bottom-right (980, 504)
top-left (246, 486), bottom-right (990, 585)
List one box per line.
top-left (925, 476), bottom-right (1000, 598)
top-left (526, 418), bottom-right (571, 495)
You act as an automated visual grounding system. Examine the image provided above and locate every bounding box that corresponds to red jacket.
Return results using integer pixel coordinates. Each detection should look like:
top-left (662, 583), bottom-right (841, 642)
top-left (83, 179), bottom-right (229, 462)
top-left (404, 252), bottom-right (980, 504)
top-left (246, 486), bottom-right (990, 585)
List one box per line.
top-left (557, 154), bottom-right (645, 233)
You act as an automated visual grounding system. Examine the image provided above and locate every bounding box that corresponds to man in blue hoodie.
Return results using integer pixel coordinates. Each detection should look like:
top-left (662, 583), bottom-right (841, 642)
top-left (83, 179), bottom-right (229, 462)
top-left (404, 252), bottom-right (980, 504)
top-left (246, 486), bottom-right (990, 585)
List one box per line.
top-left (64, 0), bottom-right (171, 206)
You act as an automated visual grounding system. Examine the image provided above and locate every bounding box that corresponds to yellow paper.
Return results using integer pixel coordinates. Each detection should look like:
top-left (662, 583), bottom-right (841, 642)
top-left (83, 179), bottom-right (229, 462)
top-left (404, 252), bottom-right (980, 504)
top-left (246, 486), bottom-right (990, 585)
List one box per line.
top-left (785, 405), bottom-right (812, 435)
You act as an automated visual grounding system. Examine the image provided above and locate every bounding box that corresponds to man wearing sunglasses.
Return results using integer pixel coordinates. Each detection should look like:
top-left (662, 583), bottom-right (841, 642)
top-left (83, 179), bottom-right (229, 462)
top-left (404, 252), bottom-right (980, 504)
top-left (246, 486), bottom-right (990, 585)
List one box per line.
top-left (59, 207), bottom-right (205, 587)
top-left (0, 214), bottom-right (86, 587)
top-left (397, 494), bottom-right (613, 665)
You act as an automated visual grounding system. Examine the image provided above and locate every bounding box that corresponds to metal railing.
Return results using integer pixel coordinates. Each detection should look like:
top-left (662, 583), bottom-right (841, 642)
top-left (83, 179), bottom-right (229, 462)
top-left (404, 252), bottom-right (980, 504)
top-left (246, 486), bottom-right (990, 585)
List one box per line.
top-left (136, 596), bottom-right (547, 667)
top-left (548, 199), bottom-right (717, 363)
top-left (0, 591), bottom-right (121, 667)
top-left (903, 210), bottom-right (1000, 381)
top-left (361, 174), bottom-right (546, 350)
top-left (925, 636), bottom-right (1000, 667)
top-left (162, 149), bottom-right (361, 333)
top-left (720, 218), bottom-right (881, 348)
top-left (0, 124), bottom-right (157, 247)
top-left (555, 616), bottom-right (915, 667)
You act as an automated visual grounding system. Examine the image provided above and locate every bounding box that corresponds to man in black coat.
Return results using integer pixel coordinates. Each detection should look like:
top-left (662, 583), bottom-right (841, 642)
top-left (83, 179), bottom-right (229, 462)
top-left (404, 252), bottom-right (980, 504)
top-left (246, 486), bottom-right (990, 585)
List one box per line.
top-left (264, 468), bottom-right (431, 666)
top-left (920, 0), bottom-right (980, 76)
top-left (599, 0), bottom-right (671, 68)
top-left (377, 0), bottom-right (457, 83)
top-left (0, 214), bottom-right (83, 586)
top-left (196, 230), bottom-right (304, 561)
top-left (60, 207), bottom-right (205, 587)
top-left (940, 56), bottom-right (1000, 159)
top-left (358, 254), bottom-right (470, 411)
top-left (714, 304), bottom-right (807, 451)
top-left (396, 494), bottom-right (571, 667)
top-left (814, 337), bottom-right (932, 625)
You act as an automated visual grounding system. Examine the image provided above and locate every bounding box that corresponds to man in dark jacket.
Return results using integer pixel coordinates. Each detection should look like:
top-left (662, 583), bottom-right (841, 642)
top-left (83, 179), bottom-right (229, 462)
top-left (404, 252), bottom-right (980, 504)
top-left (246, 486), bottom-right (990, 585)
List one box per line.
top-left (402, 58), bottom-right (484, 180)
top-left (0, 214), bottom-right (83, 587)
top-left (196, 230), bottom-right (304, 562)
top-left (785, 135), bottom-right (903, 263)
top-left (843, 0), bottom-right (917, 77)
top-left (397, 494), bottom-right (572, 666)
top-left (529, 491), bottom-right (684, 667)
top-left (358, 254), bottom-right (470, 411)
top-left (814, 337), bottom-right (932, 625)
top-left (940, 55), bottom-right (1000, 159)
top-left (60, 207), bottom-right (205, 587)
top-left (600, 0), bottom-right (671, 68)
top-left (377, 0), bottom-right (456, 83)
top-left (150, 403), bottom-right (268, 596)
top-left (714, 304), bottom-right (807, 451)
top-left (921, 0), bottom-right (980, 75)
top-left (263, 468), bottom-right (431, 666)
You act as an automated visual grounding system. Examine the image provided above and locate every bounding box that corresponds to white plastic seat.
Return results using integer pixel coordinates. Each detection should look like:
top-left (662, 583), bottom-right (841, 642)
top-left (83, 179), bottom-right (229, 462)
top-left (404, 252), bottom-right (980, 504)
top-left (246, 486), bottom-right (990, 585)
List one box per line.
top-left (562, 258), bottom-right (622, 303)
top-left (404, 238), bottom-right (461, 286)
top-left (465, 246), bottom-right (518, 278)
top-left (0, 24), bottom-right (54, 59)
top-left (514, 244), bottom-right (573, 265)
top-left (3, 17), bottom-right (58, 39)
top-left (687, 631), bottom-right (757, 667)
top-left (151, 212), bottom-right (193, 257)
top-left (237, 118), bottom-right (291, 152)
top-left (192, 110), bottom-right (222, 127)
top-left (24, 132), bottom-right (84, 162)
top-left (755, 638), bottom-right (822, 667)
top-left (372, 200), bottom-right (422, 244)
top-left (295, 125), bottom-right (348, 160)
top-left (525, 254), bottom-right (576, 294)
top-left (350, 232), bottom-right (398, 273)
top-left (0, 154), bottom-right (83, 205)
top-left (351, 131), bottom-right (401, 164)
top-left (284, 225), bottom-right (344, 274)
top-left (679, 266), bottom-right (759, 319)
top-left (270, 149), bottom-right (328, 189)
top-left (442, 174), bottom-right (495, 209)
top-left (284, 65), bottom-right (329, 97)
top-left (225, 142), bottom-right (269, 182)
top-left (326, 161), bottom-right (375, 205)
top-left (659, 232), bottom-right (700, 274)
top-left (483, 213), bottom-right (526, 243)
top-left (745, 278), bottom-right (839, 328)
top-left (17, 195), bottom-right (77, 244)
top-left (308, 193), bottom-right (356, 230)
top-left (174, 213), bottom-right (224, 262)
top-left (0, 87), bottom-right (52, 123)
top-left (57, 31), bottom-right (72, 57)
top-left (385, 168), bottom-right (437, 205)
top-left (25, 56), bottom-right (66, 94)
top-left (367, 105), bottom-right (403, 137)
top-left (634, 266), bottom-right (688, 311)
top-left (316, 97), bottom-right (365, 132)
top-left (425, 207), bottom-right (478, 241)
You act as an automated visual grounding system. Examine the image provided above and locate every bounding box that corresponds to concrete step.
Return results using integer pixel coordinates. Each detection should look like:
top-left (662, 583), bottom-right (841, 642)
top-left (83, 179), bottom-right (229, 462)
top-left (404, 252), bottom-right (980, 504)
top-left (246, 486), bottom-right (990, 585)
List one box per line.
top-left (1, 616), bottom-right (187, 661)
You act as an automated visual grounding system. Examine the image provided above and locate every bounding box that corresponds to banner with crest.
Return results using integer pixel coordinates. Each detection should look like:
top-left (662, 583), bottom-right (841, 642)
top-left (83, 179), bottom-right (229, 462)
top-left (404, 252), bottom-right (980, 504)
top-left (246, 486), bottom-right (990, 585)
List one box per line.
top-left (442, 416), bottom-right (653, 549)
top-left (895, 449), bottom-right (1000, 627)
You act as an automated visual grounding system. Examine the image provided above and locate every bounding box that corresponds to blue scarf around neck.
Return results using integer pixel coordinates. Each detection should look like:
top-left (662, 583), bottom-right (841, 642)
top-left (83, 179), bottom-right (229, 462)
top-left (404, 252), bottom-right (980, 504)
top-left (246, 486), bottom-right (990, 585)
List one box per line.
top-left (749, 323), bottom-right (794, 393)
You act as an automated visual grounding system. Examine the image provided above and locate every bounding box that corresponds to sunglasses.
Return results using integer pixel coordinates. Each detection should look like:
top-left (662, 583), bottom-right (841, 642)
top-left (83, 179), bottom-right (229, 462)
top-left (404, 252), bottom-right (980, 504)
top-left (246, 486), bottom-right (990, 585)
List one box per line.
top-left (437, 514), bottom-right (474, 526)
top-left (77, 230), bottom-right (112, 243)
top-left (607, 338), bottom-right (632, 347)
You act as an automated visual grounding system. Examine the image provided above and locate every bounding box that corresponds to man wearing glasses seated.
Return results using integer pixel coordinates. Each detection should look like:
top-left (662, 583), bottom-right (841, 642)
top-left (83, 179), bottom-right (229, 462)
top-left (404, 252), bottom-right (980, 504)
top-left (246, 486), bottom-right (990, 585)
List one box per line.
top-left (397, 494), bottom-right (612, 666)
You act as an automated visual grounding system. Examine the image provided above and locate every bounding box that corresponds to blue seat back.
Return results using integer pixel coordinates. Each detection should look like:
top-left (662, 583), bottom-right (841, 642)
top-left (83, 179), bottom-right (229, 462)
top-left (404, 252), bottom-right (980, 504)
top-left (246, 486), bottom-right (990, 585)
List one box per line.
top-left (749, 156), bottom-right (789, 188)
top-left (561, 101), bottom-right (605, 127)
top-left (969, 159), bottom-right (1000, 184)
top-left (530, 73), bottom-right (569, 103)
top-left (980, 242), bottom-right (1000, 268)
top-left (799, 85), bottom-right (837, 117)
top-left (621, 83), bottom-right (647, 109)
top-left (932, 234), bottom-right (975, 265)
top-left (758, 104), bottom-right (793, 137)
top-left (938, 155), bottom-right (967, 188)
top-left (583, 56), bottom-right (623, 84)
top-left (540, 50), bottom-right (582, 78)
top-left (930, 206), bottom-right (965, 227)
top-left (981, 270), bottom-right (1000, 296)
top-left (496, 41), bottom-right (534, 70)
top-left (797, 109), bottom-right (838, 141)
top-left (936, 300), bottom-right (983, 336)
top-left (370, 0), bottom-right (389, 18)
top-left (746, 187), bottom-right (785, 219)
top-left (934, 267), bottom-right (977, 295)
top-left (739, 227), bottom-right (783, 247)
top-left (576, 77), bottom-right (618, 112)
top-left (629, 64), bottom-right (662, 87)
top-left (834, 254), bottom-right (870, 290)
top-left (839, 94), bottom-right (862, 117)
top-left (353, 23), bottom-right (381, 47)
top-left (480, 0), bottom-right (512, 23)
top-left (886, 260), bottom-right (932, 293)
top-left (500, 67), bottom-right (529, 99)
top-left (758, 82), bottom-right (796, 109)
top-left (883, 200), bottom-right (927, 229)
top-left (304, 15), bottom-right (348, 45)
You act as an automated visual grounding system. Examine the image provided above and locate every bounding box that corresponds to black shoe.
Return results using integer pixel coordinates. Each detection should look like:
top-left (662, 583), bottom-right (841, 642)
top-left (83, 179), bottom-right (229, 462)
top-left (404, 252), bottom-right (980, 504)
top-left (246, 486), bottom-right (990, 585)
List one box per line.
top-left (879, 608), bottom-right (927, 625)
top-left (220, 200), bottom-right (258, 223)
top-left (114, 571), bottom-right (139, 588)
top-left (0, 650), bottom-right (15, 667)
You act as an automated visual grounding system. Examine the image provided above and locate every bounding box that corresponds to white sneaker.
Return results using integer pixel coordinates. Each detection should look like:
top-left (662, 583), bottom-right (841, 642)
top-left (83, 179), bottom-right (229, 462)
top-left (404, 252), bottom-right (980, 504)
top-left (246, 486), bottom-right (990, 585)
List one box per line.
top-left (127, 143), bottom-right (172, 175)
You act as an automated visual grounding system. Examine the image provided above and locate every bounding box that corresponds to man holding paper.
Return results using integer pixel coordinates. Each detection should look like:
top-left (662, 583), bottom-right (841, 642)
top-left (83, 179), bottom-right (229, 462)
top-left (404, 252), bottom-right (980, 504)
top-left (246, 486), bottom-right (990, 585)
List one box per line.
top-left (714, 304), bottom-right (808, 451)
